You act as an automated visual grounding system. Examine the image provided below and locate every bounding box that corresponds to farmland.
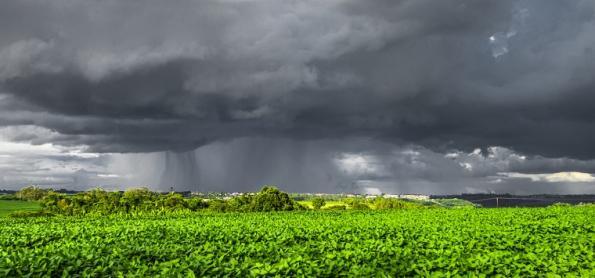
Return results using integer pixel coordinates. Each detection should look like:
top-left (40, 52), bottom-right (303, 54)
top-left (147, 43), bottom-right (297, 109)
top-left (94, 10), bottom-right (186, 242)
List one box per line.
top-left (1, 207), bottom-right (594, 277)
top-left (0, 200), bottom-right (40, 217)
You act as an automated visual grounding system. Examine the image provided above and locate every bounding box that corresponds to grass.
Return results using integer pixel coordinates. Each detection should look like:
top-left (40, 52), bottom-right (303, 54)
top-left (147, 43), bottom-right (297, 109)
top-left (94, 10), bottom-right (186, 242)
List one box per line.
top-left (0, 200), bottom-right (41, 217)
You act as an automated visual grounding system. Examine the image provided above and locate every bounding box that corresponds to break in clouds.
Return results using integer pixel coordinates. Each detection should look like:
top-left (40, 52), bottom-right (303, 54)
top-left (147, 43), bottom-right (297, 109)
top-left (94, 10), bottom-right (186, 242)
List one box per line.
top-left (1, 0), bottom-right (595, 193)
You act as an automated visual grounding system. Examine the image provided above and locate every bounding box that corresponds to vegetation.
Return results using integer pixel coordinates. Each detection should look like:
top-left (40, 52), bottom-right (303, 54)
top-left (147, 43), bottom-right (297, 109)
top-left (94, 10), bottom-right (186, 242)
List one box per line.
top-left (322, 204), bottom-right (346, 210)
top-left (311, 197), bottom-right (326, 209)
top-left (0, 200), bottom-right (41, 217)
top-left (431, 198), bottom-right (478, 208)
top-left (40, 186), bottom-right (303, 215)
top-left (372, 197), bottom-right (433, 209)
top-left (349, 202), bottom-right (370, 210)
top-left (249, 186), bottom-right (301, 211)
top-left (8, 210), bottom-right (54, 218)
top-left (0, 194), bottom-right (18, 201)
top-left (15, 186), bottom-right (52, 201)
top-left (1, 207), bottom-right (593, 276)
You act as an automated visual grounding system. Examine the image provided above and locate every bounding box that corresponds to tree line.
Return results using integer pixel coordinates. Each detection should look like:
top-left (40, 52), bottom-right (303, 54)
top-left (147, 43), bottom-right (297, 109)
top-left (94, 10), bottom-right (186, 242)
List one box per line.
top-left (11, 185), bottom-right (306, 215)
top-left (6, 185), bottom-right (480, 217)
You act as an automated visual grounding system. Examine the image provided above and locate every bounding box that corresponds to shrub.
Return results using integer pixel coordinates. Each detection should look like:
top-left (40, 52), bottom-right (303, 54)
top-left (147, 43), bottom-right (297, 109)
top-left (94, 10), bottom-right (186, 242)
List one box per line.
top-left (208, 199), bottom-right (229, 212)
top-left (294, 202), bottom-right (309, 211)
top-left (121, 188), bottom-right (158, 211)
top-left (312, 198), bottom-right (326, 210)
top-left (350, 202), bottom-right (370, 210)
top-left (342, 197), bottom-right (367, 206)
top-left (162, 193), bottom-right (187, 210)
top-left (373, 198), bottom-right (424, 210)
top-left (16, 186), bottom-right (51, 201)
top-left (186, 198), bottom-right (209, 210)
top-left (227, 195), bottom-right (254, 212)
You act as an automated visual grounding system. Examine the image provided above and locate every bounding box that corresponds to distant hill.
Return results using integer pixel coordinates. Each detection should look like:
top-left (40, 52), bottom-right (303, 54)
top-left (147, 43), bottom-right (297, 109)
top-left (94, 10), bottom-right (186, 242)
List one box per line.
top-left (431, 194), bottom-right (595, 207)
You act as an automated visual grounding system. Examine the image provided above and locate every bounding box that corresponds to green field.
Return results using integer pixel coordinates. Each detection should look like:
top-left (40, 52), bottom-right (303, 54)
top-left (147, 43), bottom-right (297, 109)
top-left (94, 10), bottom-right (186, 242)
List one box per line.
top-left (1, 207), bottom-right (594, 276)
top-left (0, 200), bottom-right (41, 217)
top-left (298, 200), bottom-right (348, 209)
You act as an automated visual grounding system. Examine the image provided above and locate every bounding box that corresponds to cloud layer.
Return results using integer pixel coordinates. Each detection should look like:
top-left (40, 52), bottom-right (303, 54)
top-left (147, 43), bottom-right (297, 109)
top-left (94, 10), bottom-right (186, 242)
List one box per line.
top-left (0, 0), bottom-right (594, 158)
top-left (1, 0), bottom-right (595, 192)
top-left (3, 136), bottom-right (594, 194)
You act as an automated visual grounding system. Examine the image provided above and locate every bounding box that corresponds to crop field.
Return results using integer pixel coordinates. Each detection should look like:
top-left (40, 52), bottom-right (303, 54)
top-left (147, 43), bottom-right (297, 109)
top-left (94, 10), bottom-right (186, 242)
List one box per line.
top-left (297, 200), bottom-right (348, 209)
top-left (1, 207), bottom-right (594, 277)
top-left (0, 200), bottom-right (40, 217)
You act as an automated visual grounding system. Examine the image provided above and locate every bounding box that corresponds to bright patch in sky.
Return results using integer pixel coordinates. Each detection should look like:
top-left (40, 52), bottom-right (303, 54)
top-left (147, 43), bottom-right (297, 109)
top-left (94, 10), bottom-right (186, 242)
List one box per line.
top-left (500, 172), bottom-right (595, 183)
top-left (363, 187), bottom-right (382, 195)
top-left (335, 153), bottom-right (382, 175)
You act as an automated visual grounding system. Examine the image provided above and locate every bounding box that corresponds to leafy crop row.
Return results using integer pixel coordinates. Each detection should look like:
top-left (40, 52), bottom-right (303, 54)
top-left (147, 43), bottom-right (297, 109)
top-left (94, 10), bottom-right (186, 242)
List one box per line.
top-left (1, 207), bottom-right (594, 276)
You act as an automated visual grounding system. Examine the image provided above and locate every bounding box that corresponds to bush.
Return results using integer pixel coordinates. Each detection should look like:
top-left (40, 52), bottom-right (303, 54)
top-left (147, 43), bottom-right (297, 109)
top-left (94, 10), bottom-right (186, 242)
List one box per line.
top-left (208, 199), bottom-right (229, 212)
top-left (160, 193), bottom-right (187, 210)
top-left (121, 188), bottom-right (158, 211)
top-left (312, 198), bottom-right (326, 210)
top-left (186, 197), bottom-right (209, 210)
top-left (342, 197), bottom-right (367, 206)
top-left (293, 202), bottom-right (309, 211)
top-left (350, 202), bottom-right (370, 210)
top-left (225, 195), bottom-right (253, 212)
top-left (16, 186), bottom-right (51, 201)
top-left (373, 198), bottom-right (424, 210)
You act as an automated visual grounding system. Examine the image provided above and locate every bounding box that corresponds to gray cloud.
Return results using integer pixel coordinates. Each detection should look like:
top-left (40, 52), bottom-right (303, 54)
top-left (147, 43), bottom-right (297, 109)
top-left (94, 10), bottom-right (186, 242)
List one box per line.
top-left (1, 0), bottom-right (595, 192)
top-left (139, 139), bottom-right (595, 194)
top-left (1, 135), bottom-right (594, 194)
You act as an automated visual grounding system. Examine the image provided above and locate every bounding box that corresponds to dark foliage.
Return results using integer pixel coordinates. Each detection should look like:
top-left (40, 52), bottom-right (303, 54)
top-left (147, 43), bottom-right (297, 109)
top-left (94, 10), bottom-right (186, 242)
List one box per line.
top-left (312, 198), bottom-right (326, 210)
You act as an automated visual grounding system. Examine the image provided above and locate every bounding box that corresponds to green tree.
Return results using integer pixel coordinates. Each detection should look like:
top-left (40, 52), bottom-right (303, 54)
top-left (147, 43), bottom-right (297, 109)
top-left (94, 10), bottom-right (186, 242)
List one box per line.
top-left (186, 197), bottom-right (208, 211)
top-left (161, 193), bottom-right (187, 210)
top-left (312, 197), bottom-right (326, 209)
top-left (40, 191), bottom-right (63, 212)
top-left (120, 188), bottom-right (157, 212)
top-left (250, 186), bottom-right (296, 212)
top-left (16, 186), bottom-right (51, 201)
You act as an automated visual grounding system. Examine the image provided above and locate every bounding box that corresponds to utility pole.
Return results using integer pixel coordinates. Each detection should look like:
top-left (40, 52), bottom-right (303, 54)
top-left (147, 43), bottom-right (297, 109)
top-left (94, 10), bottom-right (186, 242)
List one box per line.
top-left (496, 197), bottom-right (499, 208)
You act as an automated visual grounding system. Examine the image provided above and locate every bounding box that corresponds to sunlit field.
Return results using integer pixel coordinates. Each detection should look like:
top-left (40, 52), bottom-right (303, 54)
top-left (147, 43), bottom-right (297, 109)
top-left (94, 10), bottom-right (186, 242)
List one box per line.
top-left (1, 207), bottom-right (594, 277)
top-left (0, 200), bottom-right (40, 217)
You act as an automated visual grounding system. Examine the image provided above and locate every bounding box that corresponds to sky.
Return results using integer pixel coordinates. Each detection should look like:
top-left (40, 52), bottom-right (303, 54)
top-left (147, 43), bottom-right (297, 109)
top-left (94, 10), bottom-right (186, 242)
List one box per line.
top-left (1, 0), bottom-right (595, 194)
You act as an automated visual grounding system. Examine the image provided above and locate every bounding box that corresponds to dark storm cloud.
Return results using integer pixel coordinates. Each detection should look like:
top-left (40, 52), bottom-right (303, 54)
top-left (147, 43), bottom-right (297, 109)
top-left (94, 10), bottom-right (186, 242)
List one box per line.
top-left (0, 0), bottom-right (595, 161)
top-left (148, 140), bottom-right (595, 194)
